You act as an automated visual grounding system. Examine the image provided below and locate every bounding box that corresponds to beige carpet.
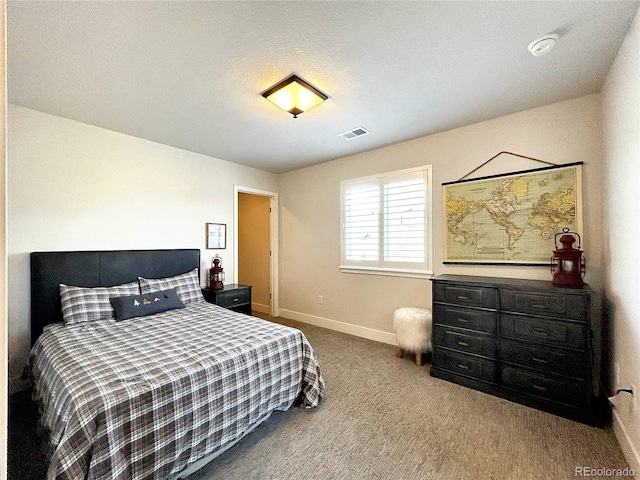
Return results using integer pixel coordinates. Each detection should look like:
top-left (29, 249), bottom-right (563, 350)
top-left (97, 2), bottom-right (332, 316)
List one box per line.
top-left (186, 315), bottom-right (632, 480)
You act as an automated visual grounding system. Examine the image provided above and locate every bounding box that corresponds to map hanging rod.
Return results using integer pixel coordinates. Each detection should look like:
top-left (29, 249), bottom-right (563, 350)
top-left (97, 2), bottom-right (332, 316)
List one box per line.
top-left (458, 151), bottom-right (557, 182)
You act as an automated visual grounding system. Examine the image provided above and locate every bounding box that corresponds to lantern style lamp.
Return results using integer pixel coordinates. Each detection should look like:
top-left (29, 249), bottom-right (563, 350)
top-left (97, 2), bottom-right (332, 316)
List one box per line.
top-left (210, 254), bottom-right (225, 291)
top-left (551, 228), bottom-right (585, 288)
top-left (262, 74), bottom-right (328, 118)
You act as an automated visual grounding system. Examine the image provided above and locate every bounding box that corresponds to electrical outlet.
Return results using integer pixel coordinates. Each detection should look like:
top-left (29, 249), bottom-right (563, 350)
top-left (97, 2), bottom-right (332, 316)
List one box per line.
top-left (318, 295), bottom-right (324, 305)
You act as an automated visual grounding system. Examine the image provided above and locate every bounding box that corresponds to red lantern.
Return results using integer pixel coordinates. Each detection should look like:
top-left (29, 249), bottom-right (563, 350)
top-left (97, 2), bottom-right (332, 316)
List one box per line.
top-left (210, 255), bottom-right (225, 291)
top-left (551, 228), bottom-right (585, 288)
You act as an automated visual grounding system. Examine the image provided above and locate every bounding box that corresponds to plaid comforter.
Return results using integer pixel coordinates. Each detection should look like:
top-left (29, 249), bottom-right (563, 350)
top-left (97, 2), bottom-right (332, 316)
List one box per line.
top-left (28, 303), bottom-right (325, 479)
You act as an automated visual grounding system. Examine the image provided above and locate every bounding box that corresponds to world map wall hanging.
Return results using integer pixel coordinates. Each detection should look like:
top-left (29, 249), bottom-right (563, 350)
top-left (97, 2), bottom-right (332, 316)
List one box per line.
top-left (443, 162), bottom-right (583, 265)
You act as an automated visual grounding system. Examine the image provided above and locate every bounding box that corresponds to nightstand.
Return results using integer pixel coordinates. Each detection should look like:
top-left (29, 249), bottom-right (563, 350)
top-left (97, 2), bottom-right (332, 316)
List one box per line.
top-left (202, 284), bottom-right (252, 315)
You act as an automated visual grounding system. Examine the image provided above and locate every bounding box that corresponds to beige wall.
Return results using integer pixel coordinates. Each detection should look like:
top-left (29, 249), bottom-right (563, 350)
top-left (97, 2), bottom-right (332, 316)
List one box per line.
top-left (238, 193), bottom-right (271, 311)
top-left (1, 0), bottom-right (7, 475)
top-left (279, 94), bottom-right (604, 344)
top-left (7, 105), bottom-right (278, 389)
top-left (602, 7), bottom-right (640, 471)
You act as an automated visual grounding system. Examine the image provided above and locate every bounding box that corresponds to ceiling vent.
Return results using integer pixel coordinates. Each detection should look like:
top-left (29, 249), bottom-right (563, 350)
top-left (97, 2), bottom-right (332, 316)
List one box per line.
top-left (338, 126), bottom-right (370, 140)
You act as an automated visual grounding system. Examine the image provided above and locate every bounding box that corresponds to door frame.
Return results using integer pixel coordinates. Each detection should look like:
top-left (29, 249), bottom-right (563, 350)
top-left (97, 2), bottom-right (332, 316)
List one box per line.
top-left (233, 185), bottom-right (279, 317)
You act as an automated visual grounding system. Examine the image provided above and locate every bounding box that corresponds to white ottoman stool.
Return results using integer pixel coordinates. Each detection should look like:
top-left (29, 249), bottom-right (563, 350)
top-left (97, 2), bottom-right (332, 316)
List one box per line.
top-left (393, 307), bottom-right (432, 366)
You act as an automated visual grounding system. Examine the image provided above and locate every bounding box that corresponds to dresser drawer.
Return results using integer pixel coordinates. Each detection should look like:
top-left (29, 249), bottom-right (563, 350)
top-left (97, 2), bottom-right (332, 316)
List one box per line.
top-left (434, 325), bottom-right (497, 359)
top-left (215, 289), bottom-right (250, 308)
top-left (434, 348), bottom-right (497, 384)
top-left (501, 290), bottom-right (586, 320)
top-left (500, 339), bottom-right (588, 379)
top-left (501, 365), bottom-right (589, 408)
top-left (433, 304), bottom-right (497, 334)
top-left (500, 314), bottom-right (587, 350)
top-left (433, 283), bottom-right (497, 309)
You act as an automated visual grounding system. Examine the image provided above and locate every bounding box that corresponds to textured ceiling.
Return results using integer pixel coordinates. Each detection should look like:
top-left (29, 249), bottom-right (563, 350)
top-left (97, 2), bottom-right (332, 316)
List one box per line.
top-left (8, 1), bottom-right (640, 173)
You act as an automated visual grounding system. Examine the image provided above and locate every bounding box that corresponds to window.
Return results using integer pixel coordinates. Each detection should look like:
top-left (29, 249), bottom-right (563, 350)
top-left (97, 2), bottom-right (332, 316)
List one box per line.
top-left (340, 165), bottom-right (432, 277)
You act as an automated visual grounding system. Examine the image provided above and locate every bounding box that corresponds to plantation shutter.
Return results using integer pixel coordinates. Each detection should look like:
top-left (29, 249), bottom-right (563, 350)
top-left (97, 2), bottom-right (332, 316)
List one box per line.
top-left (341, 166), bottom-right (430, 273)
top-left (343, 180), bottom-right (380, 265)
top-left (383, 170), bottom-right (426, 268)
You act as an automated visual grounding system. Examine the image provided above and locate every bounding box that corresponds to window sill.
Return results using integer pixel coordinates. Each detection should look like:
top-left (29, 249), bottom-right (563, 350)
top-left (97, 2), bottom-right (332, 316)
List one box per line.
top-left (339, 266), bottom-right (433, 279)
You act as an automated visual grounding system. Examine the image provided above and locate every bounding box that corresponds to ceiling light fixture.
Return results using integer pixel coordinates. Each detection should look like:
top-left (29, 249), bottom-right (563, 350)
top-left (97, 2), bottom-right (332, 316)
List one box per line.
top-left (262, 74), bottom-right (328, 118)
top-left (528, 34), bottom-right (558, 56)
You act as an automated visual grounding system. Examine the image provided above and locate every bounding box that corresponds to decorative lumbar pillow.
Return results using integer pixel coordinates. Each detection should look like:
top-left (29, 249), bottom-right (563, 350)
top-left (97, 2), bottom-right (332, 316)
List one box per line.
top-left (138, 268), bottom-right (204, 305)
top-left (110, 288), bottom-right (185, 321)
top-left (60, 282), bottom-right (141, 325)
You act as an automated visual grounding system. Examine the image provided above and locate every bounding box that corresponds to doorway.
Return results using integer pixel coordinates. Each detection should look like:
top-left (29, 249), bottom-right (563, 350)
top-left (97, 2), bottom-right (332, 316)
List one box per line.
top-left (234, 186), bottom-right (279, 316)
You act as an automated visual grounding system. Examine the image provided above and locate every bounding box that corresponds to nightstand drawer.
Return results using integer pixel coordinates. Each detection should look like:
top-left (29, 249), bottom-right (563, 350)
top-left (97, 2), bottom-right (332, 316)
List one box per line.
top-left (434, 325), bottom-right (497, 359)
top-left (500, 339), bottom-right (588, 379)
top-left (501, 365), bottom-right (589, 408)
top-left (501, 290), bottom-right (586, 320)
top-left (434, 348), bottom-right (497, 384)
top-left (215, 289), bottom-right (250, 308)
top-left (500, 314), bottom-right (587, 350)
top-left (434, 304), bottom-right (497, 334)
top-left (433, 283), bottom-right (497, 309)
top-left (202, 284), bottom-right (252, 315)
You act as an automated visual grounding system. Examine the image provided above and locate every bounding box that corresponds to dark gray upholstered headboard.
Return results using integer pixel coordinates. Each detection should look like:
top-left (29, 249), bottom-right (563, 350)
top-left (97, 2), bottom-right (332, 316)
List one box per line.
top-left (30, 249), bottom-right (201, 345)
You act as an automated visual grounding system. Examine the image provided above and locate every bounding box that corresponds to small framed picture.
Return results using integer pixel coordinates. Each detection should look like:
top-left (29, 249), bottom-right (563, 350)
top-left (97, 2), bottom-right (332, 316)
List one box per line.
top-left (206, 223), bottom-right (226, 249)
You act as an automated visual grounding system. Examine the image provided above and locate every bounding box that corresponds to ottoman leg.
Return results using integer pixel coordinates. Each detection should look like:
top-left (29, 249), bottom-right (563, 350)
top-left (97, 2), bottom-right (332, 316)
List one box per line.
top-left (396, 348), bottom-right (404, 358)
top-left (415, 352), bottom-right (422, 367)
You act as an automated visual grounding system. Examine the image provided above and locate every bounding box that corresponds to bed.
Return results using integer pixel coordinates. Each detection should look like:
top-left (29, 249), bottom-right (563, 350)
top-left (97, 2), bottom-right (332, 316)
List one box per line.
top-left (28, 249), bottom-right (325, 479)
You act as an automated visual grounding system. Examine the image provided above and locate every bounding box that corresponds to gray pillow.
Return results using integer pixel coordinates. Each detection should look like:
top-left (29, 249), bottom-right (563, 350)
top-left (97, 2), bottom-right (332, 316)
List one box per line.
top-left (60, 282), bottom-right (141, 325)
top-left (109, 288), bottom-right (185, 321)
top-left (138, 268), bottom-right (204, 304)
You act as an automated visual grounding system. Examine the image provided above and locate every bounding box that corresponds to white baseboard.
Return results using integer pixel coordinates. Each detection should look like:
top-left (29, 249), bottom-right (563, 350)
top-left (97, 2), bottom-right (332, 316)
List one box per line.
top-left (251, 302), bottom-right (271, 315)
top-left (612, 409), bottom-right (640, 472)
top-left (279, 309), bottom-right (397, 346)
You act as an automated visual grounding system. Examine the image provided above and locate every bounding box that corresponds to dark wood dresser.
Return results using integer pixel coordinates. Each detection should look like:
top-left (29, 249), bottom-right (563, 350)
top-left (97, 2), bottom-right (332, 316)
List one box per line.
top-left (201, 284), bottom-right (252, 315)
top-left (430, 274), bottom-right (602, 425)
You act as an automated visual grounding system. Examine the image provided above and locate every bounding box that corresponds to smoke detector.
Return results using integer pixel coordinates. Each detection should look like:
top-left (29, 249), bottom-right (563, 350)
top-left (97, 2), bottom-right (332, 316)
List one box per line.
top-left (528, 34), bottom-right (558, 56)
top-left (338, 126), bottom-right (370, 140)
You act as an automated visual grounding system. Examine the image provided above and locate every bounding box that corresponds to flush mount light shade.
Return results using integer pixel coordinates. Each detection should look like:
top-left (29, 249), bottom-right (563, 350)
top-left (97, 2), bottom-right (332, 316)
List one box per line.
top-left (262, 75), bottom-right (328, 118)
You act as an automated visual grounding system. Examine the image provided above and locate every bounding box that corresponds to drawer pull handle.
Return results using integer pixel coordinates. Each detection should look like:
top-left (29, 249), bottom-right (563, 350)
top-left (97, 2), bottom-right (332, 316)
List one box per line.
top-left (456, 318), bottom-right (469, 323)
top-left (532, 328), bottom-right (548, 336)
top-left (457, 341), bottom-right (469, 347)
top-left (532, 384), bottom-right (548, 392)
top-left (532, 357), bottom-right (548, 364)
top-left (457, 295), bottom-right (469, 300)
top-left (233, 298), bottom-right (239, 302)
top-left (457, 363), bottom-right (470, 370)
top-left (531, 304), bottom-right (548, 309)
